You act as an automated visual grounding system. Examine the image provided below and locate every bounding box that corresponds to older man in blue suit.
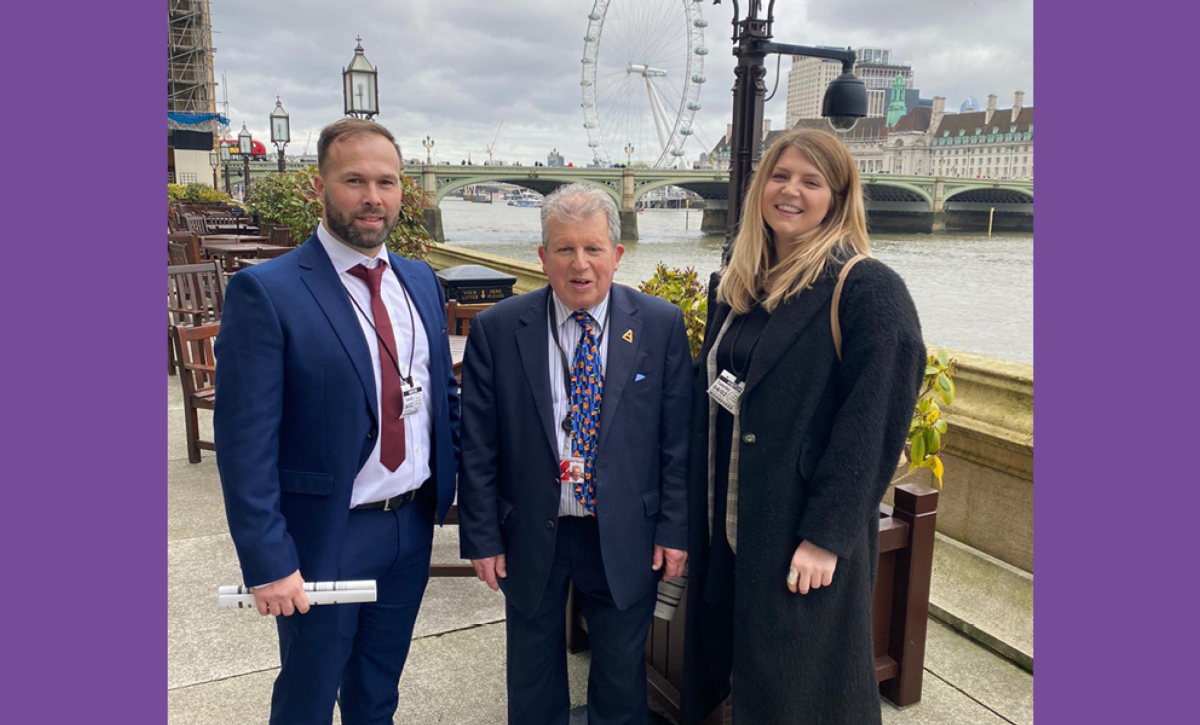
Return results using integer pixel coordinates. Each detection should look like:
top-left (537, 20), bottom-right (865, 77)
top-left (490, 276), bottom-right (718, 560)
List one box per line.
top-left (215, 118), bottom-right (459, 725)
top-left (458, 184), bottom-right (692, 725)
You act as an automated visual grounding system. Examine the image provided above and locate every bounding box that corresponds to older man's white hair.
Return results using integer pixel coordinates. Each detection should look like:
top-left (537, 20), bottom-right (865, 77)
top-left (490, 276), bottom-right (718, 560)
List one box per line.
top-left (539, 184), bottom-right (621, 248)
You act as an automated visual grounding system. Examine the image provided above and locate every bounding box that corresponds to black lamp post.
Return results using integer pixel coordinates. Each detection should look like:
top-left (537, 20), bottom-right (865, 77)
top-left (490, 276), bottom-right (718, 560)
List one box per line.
top-left (270, 97), bottom-right (290, 174)
top-left (220, 143), bottom-right (231, 195)
top-left (209, 150), bottom-right (219, 189)
top-left (343, 37), bottom-right (379, 119)
top-left (238, 123), bottom-right (253, 197)
top-left (718, 0), bottom-right (868, 257)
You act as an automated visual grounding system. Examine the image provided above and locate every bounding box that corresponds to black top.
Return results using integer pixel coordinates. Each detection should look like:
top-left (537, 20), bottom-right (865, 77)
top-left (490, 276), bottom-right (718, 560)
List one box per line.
top-left (705, 302), bottom-right (770, 607)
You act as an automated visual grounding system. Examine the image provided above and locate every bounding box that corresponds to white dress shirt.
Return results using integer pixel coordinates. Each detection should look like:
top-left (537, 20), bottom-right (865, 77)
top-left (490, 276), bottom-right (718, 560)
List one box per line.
top-left (317, 222), bottom-right (433, 507)
top-left (547, 291), bottom-right (612, 517)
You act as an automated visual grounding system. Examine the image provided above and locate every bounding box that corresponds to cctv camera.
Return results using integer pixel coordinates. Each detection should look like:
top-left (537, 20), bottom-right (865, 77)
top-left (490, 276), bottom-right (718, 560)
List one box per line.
top-left (826, 115), bottom-right (860, 133)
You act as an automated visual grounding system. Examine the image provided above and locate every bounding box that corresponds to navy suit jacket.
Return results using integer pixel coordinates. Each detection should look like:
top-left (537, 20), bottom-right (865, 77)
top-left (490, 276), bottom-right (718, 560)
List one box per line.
top-left (457, 284), bottom-right (691, 616)
top-left (214, 234), bottom-right (460, 588)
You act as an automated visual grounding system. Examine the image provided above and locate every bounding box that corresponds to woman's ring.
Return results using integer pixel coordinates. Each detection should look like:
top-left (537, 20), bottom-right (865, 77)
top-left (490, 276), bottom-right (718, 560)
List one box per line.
top-left (787, 568), bottom-right (799, 587)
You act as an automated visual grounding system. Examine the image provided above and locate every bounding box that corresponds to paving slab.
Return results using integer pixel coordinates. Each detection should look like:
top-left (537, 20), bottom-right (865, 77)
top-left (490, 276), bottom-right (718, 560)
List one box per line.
top-left (881, 670), bottom-right (1011, 725)
top-left (923, 619), bottom-right (1033, 725)
top-left (168, 534), bottom-right (281, 690)
top-left (167, 458), bottom-right (229, 541)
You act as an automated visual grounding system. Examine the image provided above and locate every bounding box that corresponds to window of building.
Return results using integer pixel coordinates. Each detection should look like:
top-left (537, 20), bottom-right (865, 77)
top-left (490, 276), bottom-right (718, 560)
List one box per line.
top-left (179, 172), bottom-right (198, 184)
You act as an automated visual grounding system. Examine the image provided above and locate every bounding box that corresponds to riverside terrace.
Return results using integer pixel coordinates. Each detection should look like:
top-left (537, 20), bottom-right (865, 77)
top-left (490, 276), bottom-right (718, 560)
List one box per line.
top-left (168, 249), bottom-right (1034, 724)
top-left (168, 384), bottom-right (1032, 724)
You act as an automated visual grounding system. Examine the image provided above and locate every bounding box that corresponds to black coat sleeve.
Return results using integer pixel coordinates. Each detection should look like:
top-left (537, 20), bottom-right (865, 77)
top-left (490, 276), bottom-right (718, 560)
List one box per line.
top-left (654, 307), bottom-right (693, 551)
top-left (795, 261), bottom-right (925, 560)
top-left (457, 312), bottom-right (504, 560)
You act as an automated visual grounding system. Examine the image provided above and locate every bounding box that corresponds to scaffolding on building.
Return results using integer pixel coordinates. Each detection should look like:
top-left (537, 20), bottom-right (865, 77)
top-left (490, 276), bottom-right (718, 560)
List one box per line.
top-left (168, 0), bottom-right (216, 115)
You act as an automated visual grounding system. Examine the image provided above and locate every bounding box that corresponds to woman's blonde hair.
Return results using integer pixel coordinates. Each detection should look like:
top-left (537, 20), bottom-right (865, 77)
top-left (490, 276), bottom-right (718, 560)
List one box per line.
top-left (718, 128), bottom-right (870, 314)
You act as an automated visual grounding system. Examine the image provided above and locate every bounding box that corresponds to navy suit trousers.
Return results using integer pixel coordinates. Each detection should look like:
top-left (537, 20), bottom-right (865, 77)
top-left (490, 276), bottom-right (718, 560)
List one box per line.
top-left (505, 516), bottom-right (656, 725)
top-left (269, 496), bottom-right (434, 725)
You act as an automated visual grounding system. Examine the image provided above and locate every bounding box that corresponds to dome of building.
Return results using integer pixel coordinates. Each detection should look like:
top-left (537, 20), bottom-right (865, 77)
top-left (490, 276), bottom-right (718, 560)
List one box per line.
top-left (960, 96), bottom-right (981, 113)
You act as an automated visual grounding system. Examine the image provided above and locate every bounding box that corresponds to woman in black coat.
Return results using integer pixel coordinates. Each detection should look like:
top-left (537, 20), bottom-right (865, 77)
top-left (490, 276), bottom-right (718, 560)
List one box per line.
top-left (681, 129), bottom-right (925, 725)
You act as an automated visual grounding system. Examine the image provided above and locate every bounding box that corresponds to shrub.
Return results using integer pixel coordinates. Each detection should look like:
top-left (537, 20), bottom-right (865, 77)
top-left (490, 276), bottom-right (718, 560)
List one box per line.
top-left (907, 349), bottom-right (958, 488)
top-left (245, 166), bottom-right (430, 260)
top-left (638, 264), bottom-right (707, 357)
top-left (168, 182), bottom-right (229, 203)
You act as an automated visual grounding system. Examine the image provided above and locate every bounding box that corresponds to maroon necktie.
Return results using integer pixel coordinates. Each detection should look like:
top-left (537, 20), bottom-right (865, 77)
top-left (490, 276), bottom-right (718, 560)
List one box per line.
top-left (347, 262), bottom-right (406, 470)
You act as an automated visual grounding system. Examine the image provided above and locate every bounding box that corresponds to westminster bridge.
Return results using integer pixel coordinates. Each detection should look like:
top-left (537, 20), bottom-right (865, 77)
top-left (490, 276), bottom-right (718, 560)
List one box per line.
top-left (409, 165), bottom-right (1033, 241)
top-left (233, 161), bottom-right (1033, 240)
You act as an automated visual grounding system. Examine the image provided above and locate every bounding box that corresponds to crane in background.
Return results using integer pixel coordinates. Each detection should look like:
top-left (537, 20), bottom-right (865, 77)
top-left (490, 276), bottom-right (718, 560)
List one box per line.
top-left (485, 119), bottom-right (505, 165)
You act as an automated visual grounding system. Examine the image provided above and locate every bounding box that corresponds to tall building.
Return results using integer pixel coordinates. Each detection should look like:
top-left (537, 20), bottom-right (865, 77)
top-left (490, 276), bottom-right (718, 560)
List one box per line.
top-left (785, 52), bottom-right (844, 127)
top-left (168, 0), bottom-right (223, 186)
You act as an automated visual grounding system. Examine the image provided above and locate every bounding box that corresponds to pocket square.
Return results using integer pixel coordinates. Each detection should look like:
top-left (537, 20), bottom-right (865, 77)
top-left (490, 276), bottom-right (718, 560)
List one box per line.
top-left (635, 374), bottom-right (646, 382)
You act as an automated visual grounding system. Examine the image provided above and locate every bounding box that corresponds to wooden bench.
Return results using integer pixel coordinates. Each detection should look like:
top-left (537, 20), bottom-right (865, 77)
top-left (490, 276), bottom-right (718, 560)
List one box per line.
top-left (168, 261), bottom-right (226, 377)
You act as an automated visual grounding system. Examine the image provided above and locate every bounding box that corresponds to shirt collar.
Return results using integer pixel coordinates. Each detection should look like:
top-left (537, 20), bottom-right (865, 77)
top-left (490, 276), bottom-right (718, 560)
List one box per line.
top-left (317, 220), bottom-right (390, 274)
top-left (551, 289), bottom-right (610, 330)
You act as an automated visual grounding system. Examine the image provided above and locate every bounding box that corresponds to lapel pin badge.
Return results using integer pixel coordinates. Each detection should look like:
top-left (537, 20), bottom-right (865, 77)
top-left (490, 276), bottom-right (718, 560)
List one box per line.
top-left (622, 329), bottom-right (634, 343)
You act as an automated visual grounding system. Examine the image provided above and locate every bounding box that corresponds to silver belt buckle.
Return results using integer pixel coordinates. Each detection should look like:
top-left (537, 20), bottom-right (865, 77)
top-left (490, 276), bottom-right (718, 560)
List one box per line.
top-left (383, 496), bottom-right (393, 512)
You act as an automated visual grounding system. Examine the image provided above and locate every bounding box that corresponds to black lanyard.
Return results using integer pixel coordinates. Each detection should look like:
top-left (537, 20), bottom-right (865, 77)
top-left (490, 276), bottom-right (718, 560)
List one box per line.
top-left (345, 268), bottom-right (417, 386)
top-left (548, 294), bottom-right (610, 432)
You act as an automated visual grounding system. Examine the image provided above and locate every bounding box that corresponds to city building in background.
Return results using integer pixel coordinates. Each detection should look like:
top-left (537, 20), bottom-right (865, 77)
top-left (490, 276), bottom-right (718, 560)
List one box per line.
top-left (546, 149), bottom-right (565, 167)
top-left (705, 119), bottom-right (779, 171)
top-left (785, 51), bottom-right (844, 127)
top-left (789, 91), bottom-right (1032, 180)
top-left (168, 0), bottom-right (224, 186)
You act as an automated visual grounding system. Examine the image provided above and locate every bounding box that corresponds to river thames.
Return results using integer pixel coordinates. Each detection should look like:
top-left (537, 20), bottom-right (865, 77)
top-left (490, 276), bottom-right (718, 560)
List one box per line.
top-left (440, 199), bottom-right (1033, 365)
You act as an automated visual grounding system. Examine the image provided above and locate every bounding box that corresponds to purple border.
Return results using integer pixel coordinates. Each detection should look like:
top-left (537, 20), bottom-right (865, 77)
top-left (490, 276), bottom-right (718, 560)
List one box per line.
top-left (1037, 4), bottom-right (1194, 723)
top-left (8, 4), bottom-right (160, 721)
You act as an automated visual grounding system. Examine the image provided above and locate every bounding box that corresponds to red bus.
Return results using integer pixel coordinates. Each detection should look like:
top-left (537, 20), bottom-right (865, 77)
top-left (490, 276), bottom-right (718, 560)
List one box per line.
top-left (220, 138), bottom-right (268, 159)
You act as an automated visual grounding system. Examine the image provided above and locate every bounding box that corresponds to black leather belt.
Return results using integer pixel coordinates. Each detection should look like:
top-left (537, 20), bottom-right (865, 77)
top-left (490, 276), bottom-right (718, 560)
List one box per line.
top-left (353, 489), bottom-right (419, 511)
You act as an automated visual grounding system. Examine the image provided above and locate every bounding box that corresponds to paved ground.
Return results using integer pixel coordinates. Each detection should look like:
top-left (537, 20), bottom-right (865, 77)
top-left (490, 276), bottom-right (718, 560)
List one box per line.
top-left (168, 377), bottom-right (1032, 724)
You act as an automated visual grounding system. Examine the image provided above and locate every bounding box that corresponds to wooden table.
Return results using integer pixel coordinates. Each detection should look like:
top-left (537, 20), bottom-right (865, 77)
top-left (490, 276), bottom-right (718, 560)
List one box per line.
top-left (203, 241), bottom-right (289, 272)
top-left (201, 234), bottom-right (268, 245)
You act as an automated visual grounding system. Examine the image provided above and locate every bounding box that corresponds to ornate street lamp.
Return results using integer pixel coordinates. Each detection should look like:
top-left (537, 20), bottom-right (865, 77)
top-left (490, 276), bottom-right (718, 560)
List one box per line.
top-left (238, 122), bottom-right (253, 196)
top-left (624, 142), bottom-right (634, 167)
top-left (270, 97), bottom-right (290, 174)
top-left (342, 37), bottom-right (379, 119)
top-left (717, 0), bottom-right (868, 257)
top-left (422, 135), bottom-right (435, 165)
top-left (220, 143), bottom-right (231, 195)
top-left (209, 150), bottom-right (219, 189)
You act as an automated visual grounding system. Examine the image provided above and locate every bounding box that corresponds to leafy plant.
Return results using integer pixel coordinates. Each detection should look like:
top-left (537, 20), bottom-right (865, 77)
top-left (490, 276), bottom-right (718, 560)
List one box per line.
top-left (907, 349), bottom-right (958, 488)
top-left (168, 183), bottom-right (229, 203)
top-left (638, 264), bottom-right (707, 357)
top-left (244, 165), bottom-right (431, 260)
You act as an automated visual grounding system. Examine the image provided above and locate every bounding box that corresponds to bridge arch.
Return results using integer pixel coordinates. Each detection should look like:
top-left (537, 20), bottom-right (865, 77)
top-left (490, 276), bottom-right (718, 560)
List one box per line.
top-left (944, 185), bottom-right (1033, 204)
top-left (632, 178), bottom-right (729, 203)
top-left (434, 174), bottom-right (620, 207)
top-left (861, 180), bottom-right (935, 208)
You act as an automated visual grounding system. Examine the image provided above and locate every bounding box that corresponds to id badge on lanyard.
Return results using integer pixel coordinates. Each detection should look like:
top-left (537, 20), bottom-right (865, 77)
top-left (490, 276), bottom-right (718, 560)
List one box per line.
top-left (707, 370), bottom-right (744, 415)
top-left (400, 381), bottom-right (423, 418)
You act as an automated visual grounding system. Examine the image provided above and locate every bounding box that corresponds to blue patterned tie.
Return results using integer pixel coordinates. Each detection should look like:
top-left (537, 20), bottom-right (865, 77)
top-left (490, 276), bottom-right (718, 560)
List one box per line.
top-left (569, 311), bottom-right (604, 515)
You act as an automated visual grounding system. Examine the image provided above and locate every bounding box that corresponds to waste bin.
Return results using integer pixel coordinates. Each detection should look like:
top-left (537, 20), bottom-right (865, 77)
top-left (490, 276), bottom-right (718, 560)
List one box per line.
top-left (435, 264), bottom-right (517, 303)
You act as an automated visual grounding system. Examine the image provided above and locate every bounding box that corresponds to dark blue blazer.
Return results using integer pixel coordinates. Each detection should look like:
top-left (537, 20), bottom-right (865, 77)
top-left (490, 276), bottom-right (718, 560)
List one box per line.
top-left (457, 284), bottom-right (691, 616)
top-left (214, 234), bottom-right (460, 588)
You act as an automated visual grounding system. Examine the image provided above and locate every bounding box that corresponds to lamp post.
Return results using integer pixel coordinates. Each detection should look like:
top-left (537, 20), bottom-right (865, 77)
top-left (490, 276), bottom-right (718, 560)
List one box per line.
top-left (220, 143), bottom-right (232, 195)
top-left (624, 142), bottom-right (634, 167)
top-left (422, 135), bottom-right (434, 165)
top-left (270, 97), bottom-right (290, 174)
top-left (209, 150), bottom-right (219, 189)
top-left (342, 37), bottom-right (379, 119)
top-left (717, 1), bottom-right (868, 257)
top-left (238, 123), bottom-right (253, 197)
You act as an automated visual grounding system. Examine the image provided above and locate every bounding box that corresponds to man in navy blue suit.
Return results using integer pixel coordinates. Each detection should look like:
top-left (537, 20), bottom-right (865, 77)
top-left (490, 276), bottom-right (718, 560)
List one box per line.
top-left (458, 184), bottom-right (691, 725)
top-left (215, 118), bottom-right (459, 725)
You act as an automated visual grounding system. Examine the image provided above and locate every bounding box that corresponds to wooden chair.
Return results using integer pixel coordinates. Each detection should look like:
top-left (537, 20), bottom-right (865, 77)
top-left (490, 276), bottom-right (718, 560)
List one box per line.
top-left (168, 232), bottom-right (202, 264)
top-left (172, 322), bottom-right (220, 463)
top-left (168, 261), bottom-right (226, 375)
top-left (168, 242), bottom-right (190, 266)
top-left (255, 245), bottom-right (290, 260)
top-left (183, 214), bottom-right (210, 236)
top-left (446, 300), bottom-right (488, 337)
top-left (267, 224), bottom-right (293, 247)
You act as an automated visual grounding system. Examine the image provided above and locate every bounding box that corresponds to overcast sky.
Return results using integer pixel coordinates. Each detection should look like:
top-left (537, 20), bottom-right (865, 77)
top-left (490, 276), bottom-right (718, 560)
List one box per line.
top-left (207, 0), bottom-right (1032, 167)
